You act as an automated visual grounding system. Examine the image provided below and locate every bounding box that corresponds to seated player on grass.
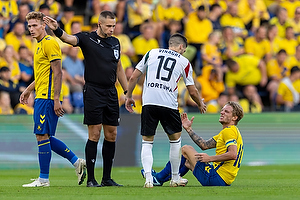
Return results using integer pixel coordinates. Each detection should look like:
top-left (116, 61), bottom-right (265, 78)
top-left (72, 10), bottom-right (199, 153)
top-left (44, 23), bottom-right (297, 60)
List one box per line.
top-left (142, 101), bottom-right (244, 186)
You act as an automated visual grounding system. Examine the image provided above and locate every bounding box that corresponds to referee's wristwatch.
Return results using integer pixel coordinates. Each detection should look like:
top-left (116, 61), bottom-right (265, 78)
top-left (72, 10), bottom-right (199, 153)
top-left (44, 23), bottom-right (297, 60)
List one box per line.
top-left (124, 90), bottom-right (128, 95)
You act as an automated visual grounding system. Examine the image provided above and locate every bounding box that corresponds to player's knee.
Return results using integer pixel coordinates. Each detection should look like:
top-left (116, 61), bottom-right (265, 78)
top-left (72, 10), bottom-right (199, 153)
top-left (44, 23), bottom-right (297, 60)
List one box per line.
top-left (181, 145), bottom-right (192, 154)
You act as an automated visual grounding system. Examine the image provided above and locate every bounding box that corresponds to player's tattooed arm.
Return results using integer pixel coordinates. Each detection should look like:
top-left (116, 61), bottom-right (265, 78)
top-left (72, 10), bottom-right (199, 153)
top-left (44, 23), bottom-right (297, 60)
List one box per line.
top-left (187, 129), bottom-right (216, 150)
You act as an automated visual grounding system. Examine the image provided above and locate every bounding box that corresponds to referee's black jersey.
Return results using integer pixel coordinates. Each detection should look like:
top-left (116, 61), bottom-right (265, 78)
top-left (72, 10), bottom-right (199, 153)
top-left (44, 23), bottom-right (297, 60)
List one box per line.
top-left (74, 31), bottom-right (121, 87)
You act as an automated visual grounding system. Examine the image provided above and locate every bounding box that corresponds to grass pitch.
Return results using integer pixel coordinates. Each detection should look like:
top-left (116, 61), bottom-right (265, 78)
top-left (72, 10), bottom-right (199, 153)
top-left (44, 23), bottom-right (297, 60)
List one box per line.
top-left (0, 165), bottom-right (299, 200)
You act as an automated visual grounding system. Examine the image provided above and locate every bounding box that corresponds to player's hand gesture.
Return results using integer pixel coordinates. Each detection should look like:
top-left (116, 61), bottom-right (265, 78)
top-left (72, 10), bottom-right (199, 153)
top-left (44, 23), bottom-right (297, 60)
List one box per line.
top-left (195, 153), bottom-right (210, 163)
top-left (181, 113), bottom-right (194, 131)
top-left (125, 97), bottom-right (135, 113)
top-left (43, 16), bottom-right (59, 30)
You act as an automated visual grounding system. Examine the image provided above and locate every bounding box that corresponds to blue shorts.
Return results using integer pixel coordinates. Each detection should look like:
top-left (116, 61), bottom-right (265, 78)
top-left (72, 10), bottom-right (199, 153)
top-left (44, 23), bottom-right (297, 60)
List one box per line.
top-left (193, 161), bottom-right (229, 186)
top-left (33, 99), bottom-right (59, 136)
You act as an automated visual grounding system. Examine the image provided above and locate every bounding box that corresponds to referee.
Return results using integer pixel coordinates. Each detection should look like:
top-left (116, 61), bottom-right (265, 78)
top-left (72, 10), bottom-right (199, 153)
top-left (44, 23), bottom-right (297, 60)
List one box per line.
top-left (44, 11), bottom-right (128, 187)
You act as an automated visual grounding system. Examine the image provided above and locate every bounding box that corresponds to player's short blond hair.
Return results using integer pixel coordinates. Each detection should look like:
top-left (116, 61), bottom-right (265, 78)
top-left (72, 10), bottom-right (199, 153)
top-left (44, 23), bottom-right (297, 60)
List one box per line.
top-left (26, 11), bottom-right (45, 23)
top-left (226, 101), bottom-right (244, 125)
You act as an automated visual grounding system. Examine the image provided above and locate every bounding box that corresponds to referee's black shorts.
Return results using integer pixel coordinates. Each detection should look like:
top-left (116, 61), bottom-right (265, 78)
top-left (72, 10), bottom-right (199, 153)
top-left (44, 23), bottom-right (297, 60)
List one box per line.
top-left (141, 105), bottom-right (182, 136)
top-left (83, 83), bottom-right (119, 126)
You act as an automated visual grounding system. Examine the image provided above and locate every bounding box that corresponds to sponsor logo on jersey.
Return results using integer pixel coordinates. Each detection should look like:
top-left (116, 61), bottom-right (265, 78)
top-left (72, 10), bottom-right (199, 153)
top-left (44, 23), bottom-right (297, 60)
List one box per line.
top-left (147, 82), bottom-right (172, 92)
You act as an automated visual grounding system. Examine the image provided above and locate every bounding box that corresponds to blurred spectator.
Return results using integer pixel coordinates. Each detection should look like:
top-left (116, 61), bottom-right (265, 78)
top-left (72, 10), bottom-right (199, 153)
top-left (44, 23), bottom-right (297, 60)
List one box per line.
top-left (38, 3), bottom-right (50, 16)
top-left (35, 0), bottom-right (61, 18)
top-left (18, 46), bottom-right (34, 89)
top-left (160, 19), bottom-right (182, 49)
top-left (184, 5), bottom-right (213, 74)
top-left (266, 49), bottom-right (290, 104)
top-left (225, 54), bottom-right (267, 108)
top-left (0, 91), bottom-right (14, 115)
top-left (0, 45), bottom-right (21, 84)
top-left (152, 0), bottom-right (185, 38)
top-left (269, 6), bottom-right (293, 38)
top-left (266, 24), bottom-right (283, 57)
top-left (116, 66), bottom-right (142, 114)
top-left (208, 3), bottom-right (223, 31)
top-left (14, 91), bottom-right (34, 114)
top-left (4, 21), bottom-right (33, 55)
top-left (196, 65), bottom-right (225, 107)
top-left (219, 26), bottom-right (244, 62)
top-left (0, 0), bottom-right (19, 22)
top-left (114, 21), bottom-right (135, 58)
top-left (220, 2), bottom-right (248, 40)
top-left (132, 22), bottom-right (159, 63)
top-left (206, 91), bottom-right (228, 113)
top-left (237, 0), bottom-right (269, 33)
top-left (62, 46), bottom-right (85, 93)
top-left (288, 44), bottom-right (300, 67)
top-left (7, 2), bottom-right (30, 35)
top-left (57, 6), bottom-right (75, 35)
top-left (184, 79), bottom-right (202, 112)
top-left (0, 66), bottom-right (20, 109)
top-left (281, 26), bottom-right (298, 57)
top-left (61, 68), bottom-right (75, 114)
top-left (292, 6), bottom-right (300, 36)
top-left (279, 0), bottom-right (300, 19)
top-left (239, 85), bottom-right (263, 113)
top-left (276, 66), bottom-right (300, 111)
top-left (244, 25), bottom-right (272, 63)
top-left (0, 13), bottom-right (7, 39)
top-left (126, 0), bottom-right (155, 39)
top-left (201, 31), bottom-right (222, 68)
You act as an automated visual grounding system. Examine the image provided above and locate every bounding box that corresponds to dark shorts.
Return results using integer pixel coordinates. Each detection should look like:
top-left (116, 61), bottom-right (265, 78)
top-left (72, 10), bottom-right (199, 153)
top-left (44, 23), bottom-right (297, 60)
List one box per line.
top-left (193, 161), bottom-right (229, 186)
top-left (33, 99), bottom-right (59, 136)
top-left (141, 105), bottom-right (182, 136)
top-left (83, 83), bottom-right (119, 126)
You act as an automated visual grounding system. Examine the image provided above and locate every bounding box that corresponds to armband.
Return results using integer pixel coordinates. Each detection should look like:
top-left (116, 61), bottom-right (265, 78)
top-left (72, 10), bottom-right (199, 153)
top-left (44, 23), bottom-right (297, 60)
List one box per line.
top-left (53, 27), bottom-right (63, 38)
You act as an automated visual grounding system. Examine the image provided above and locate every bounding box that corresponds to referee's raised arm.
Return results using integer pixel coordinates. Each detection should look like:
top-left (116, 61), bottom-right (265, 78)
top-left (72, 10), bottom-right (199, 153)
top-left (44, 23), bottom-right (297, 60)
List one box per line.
top-left (43, 16), bottom-right (78, 46)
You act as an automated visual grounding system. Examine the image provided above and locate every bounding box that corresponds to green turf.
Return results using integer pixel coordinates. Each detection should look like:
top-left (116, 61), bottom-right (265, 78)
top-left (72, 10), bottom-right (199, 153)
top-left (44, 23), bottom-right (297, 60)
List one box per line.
top-left (0, 165), bottom-right (299, 200)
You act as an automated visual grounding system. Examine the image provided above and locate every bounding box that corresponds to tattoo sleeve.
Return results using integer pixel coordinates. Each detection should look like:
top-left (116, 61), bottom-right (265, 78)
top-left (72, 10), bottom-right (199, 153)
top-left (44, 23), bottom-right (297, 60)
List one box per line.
top-left (187, 129), bottom-right (216, 150)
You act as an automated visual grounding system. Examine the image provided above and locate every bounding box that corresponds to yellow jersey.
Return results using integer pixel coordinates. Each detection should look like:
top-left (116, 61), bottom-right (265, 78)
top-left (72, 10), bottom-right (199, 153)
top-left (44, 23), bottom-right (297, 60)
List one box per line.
top-left (34, 35), bottom-right (63, 101)
top-left (213, 125), bottom-right (243, 185)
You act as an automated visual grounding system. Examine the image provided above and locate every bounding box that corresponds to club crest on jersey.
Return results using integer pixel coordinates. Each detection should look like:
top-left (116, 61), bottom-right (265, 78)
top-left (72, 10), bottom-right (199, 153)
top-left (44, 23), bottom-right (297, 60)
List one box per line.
top-left (114, 49), bottom-right (119, 59)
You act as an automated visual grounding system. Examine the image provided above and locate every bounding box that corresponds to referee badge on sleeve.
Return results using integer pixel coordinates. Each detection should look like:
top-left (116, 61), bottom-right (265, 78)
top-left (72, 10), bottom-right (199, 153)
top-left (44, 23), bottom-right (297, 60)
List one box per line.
top-left (114, 50), bottom-right (119, 59)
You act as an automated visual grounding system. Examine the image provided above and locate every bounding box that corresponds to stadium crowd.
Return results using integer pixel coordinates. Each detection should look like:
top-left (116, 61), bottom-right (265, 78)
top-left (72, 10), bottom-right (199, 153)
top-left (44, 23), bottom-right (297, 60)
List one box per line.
top-left (1, 0), bottom-right (300, 115)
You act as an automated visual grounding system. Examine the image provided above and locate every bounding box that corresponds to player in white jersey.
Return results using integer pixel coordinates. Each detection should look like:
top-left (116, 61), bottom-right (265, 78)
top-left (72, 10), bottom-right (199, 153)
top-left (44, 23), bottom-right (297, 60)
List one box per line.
top-left (125, 33), bottom-right (206, 188)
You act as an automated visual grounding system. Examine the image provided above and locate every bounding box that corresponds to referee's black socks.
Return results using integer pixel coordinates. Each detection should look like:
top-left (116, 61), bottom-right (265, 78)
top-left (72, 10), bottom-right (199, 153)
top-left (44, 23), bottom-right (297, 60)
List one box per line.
top-left (85, 139), bottom-right (98, 182)
top-left (102, 139), bottom-right (115, 180)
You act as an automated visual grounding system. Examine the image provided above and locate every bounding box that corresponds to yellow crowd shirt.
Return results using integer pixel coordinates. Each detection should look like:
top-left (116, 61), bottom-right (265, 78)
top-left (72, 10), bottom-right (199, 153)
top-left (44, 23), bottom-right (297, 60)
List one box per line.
top-left (244, 36), bottom-right (271, 59)
top-left (220, 13), bottom-right (248, 37)
top-left (225, 55), bottom-right (261, 87)
top-left (269, 36), bottom-right (283, 57)
top-left (0, 59), bottom-right (21, 84)
top-left (127, 1), bottom-right (152, 28)
top-left (269, 17), bottom-right (293, 38)
top-left (201, 42), bottom-right (222, 66)
top-left (132, 36), bottom-right (159, 56)
top-left (266, 58), bottom-right (291, 80)
top-left (184, 12), bottom-right (212, 44)
top-left (213, 125), bottom-right (243, 185)
top-left (196, 65), bottom-right (225, 102)
top-left (238, 0), bottom-right (269, 28)
top-left (4, 32), bottom-right (33, 54)
top-left (280, 38), bottom-right (298, 57)
top-left (277, 79), bottom-right (300, 103)
top-left (152, 3), bottom-right (185, 22)
top-left (34, 35), bottom-right (63, 101)
top-left (0, 0), bottom-right (18, 18)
